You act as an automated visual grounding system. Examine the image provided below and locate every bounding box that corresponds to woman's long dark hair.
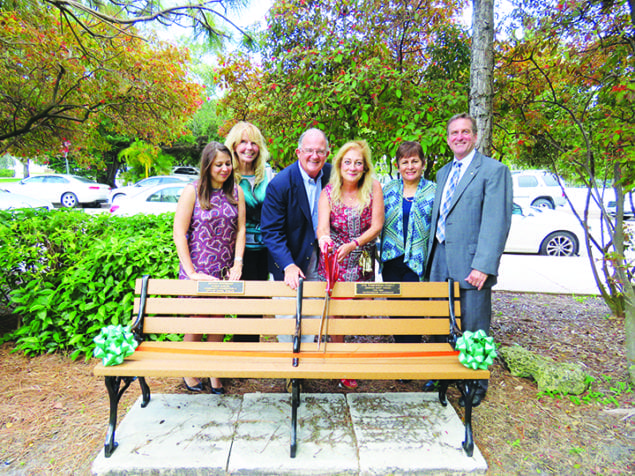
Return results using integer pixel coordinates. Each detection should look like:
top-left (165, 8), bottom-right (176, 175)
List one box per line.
top-left (198, 141), bottom-right (237, 209)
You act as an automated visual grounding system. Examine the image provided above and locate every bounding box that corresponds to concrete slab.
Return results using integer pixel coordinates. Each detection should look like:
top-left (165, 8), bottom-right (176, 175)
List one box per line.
top-left (348, 393), bottom-right (487, 475)
top-left (92, 393), bottom-right (487, 475)
top-left (92, 394), bottom-right (242, 475)
top-left (228, 393), bottom-right (358, 475)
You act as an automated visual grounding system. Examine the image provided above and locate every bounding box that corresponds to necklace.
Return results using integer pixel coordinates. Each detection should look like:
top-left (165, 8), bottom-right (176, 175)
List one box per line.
top-left (403, 195), bottom-right (414, 202)
top-left (342, 190), bottom-right (358, 204)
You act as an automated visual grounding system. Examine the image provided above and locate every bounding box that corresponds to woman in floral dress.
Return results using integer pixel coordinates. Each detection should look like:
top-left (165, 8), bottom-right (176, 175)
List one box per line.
top-left (316, 140), bottom-right (384, 388)
top-left (173, 141), bottom-right (246, 394)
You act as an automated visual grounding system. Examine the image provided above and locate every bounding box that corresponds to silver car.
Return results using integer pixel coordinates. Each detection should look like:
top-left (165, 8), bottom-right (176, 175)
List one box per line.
top-left (512, 170), bottom-right (566, 209)
top-left (109, 175), bottom-right (192, 204)
top-left (606, 191), bottom-right (634, 220)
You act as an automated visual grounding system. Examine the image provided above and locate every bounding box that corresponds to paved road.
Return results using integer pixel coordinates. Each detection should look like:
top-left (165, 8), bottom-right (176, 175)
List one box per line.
top-left (495, 253), bottom-right (601, 295)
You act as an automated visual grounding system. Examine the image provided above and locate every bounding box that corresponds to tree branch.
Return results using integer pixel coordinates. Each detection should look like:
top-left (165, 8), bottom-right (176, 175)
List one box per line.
top-left (43, 0), bottom-right (252, 42)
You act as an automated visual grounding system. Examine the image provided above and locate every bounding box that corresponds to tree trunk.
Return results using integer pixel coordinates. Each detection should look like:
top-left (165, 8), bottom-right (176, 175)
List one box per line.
top-left (626, 299), bottom-right (635, 384)
top-left (469, 0), bottom-right (495, 157)
top-left (610, 164), bottom-right (635, 383)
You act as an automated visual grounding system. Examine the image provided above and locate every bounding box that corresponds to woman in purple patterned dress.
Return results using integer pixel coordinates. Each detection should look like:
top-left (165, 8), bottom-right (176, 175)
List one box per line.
top-left (173, 142), bottom-right (246, 394)
top-left (316, 140), bottom-right (384, 388)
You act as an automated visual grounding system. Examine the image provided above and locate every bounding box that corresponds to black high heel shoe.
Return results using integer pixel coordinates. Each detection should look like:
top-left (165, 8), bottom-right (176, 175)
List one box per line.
top-left (210, 387), bottom-right (225, 395)
top-left (183, 378), bottom-right (204, 392)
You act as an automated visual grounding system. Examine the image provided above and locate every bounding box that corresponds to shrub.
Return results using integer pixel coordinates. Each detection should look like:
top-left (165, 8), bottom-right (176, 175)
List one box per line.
top-left (0, 209), bottom-right (179, 359)
top-left (0, 169), bottom-right (15, 177)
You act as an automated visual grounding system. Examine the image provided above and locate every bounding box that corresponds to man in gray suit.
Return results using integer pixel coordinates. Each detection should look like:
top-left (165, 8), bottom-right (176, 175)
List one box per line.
top-left (426, 113), bottom-right (513, 406)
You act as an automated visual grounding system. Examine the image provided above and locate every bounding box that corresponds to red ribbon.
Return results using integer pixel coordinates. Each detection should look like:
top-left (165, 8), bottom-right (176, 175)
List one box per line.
top-left (136, 343), bottom-right (460, 359)
top-left (324, 246), bottom-right (339, 295)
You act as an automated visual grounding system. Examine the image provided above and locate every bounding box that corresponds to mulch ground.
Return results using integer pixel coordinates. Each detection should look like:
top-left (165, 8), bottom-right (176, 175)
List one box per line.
top-left (0, 291), bottom-right (633, 475)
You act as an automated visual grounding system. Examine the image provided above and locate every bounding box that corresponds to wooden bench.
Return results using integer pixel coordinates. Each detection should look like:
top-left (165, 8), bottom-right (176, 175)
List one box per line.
top-left (93, 275), bottom-right (489, 458)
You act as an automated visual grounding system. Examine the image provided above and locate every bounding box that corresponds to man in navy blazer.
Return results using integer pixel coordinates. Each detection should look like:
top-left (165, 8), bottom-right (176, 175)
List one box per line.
top-left (261, 128), bottom-right (332, 345)
top-left (426, 113), bottom-right (513, 405)
top-left (261, 128), bottom-right (332, 289)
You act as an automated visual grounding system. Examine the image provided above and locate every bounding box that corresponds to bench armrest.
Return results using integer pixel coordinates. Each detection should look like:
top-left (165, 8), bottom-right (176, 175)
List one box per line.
top-left (292, 278), bottom-right (304, 366)
top-left (130, 274), bottom-right (150, 343)
top-left (447, 278), bottom-right (462, 347)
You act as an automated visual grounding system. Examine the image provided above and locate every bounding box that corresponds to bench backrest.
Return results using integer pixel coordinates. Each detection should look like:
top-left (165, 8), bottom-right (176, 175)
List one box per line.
top-left (131, 277), bottom-right (461, 340)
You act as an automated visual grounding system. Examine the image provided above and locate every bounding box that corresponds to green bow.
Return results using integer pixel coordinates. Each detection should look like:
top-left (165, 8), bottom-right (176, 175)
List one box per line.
top-left (455, 329), bottom-right (497, 370)
top-left (93, 325), bottom-right (138, 366)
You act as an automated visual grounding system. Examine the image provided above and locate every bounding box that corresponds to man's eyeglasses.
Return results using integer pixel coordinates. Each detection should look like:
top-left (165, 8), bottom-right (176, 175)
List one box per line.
top-left (300, 148), bottom-right (328, 158)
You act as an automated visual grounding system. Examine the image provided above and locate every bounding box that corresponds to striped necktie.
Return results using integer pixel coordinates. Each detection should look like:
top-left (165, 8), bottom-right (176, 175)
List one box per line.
top-left (436, 162), bottom-right (462, 243)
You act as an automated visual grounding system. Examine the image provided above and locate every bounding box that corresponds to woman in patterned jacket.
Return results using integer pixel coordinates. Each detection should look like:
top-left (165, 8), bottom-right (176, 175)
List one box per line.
top-left (379, 141), bottom-right (436, 343)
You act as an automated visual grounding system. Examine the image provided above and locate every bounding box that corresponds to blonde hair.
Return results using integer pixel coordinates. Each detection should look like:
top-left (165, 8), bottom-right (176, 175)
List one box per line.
top-left (224, 121), bottom-right (270, 185)
top-left (329, 140), bottom-right (374, 211)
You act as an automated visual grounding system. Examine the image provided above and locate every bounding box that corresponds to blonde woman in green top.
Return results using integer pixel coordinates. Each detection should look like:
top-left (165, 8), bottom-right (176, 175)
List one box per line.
top-left (225, 122), bottom-right (272, 342)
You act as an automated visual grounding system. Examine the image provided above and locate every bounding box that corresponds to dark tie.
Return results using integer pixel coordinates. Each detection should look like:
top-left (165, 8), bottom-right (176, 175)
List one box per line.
top-left (436, 162), bottom-right (462, 243)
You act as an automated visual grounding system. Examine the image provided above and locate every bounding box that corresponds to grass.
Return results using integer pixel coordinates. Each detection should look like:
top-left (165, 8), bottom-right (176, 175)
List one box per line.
top-left (536, 376), bottom-right (632, 408)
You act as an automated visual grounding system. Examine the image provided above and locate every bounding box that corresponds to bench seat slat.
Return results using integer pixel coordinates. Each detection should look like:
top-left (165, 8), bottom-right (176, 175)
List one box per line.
top-left (136, 297), bottom-right (458, 317)
top-left (94, 355), bottom-right (488, 380)
top-left (94, 341), bottom-right (490, 380)
top-left (140, 317), bottom-right (460, 335)
top-left (138, 279), bottom-right (460, 299)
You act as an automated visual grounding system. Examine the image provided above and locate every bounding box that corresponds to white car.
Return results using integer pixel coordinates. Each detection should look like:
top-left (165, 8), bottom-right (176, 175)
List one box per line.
top-left (110, 182), bottom-right (188, 216)
top-left (505, 203), bottom-right (585, 256)
top-left (109, 175), bottom-right (193, 204)
top-left (0, 189), bottom-right (55, 210)
top-left (512, 170), bottom-right (566, 209)
top-left (3, 174), bottom-right (111, 208)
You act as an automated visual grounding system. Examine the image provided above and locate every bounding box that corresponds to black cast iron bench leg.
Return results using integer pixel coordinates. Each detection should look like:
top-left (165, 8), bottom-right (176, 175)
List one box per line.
top-left (459, 380), bottom-right (479, 457)
top-left (103, 376), bottom-right (142, 457)
top-left (139, 377), bottom-right (151, 408)
top-left (290, 378), bottom-right (301, 458)
top-left (438, 380), bottom-right (450, 406)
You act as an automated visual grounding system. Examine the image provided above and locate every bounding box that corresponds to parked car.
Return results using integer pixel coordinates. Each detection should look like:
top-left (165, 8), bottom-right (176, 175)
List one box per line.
top-left (0, 189), bottom-right (55, 210)
top-left (109, 175), bottom-right (192, 204)
top-left (110, 182), bottom-right (188, 216)
top-left (606, 191), bottom-right (634, 220)
top-left (511, 170), bottom-right (566, 209)
top-left (505, 203), bottom-right (585, 256)
top-left (172, 166), bottom-right (199, 176)
top-left (2, 174), bottom-right (110, 208)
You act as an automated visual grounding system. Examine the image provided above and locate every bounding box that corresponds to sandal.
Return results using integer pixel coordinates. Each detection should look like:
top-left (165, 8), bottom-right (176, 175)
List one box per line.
top-left (183, 378), bottom-right (203, 392)
top-left (339, 379), bottom-right (358, 389)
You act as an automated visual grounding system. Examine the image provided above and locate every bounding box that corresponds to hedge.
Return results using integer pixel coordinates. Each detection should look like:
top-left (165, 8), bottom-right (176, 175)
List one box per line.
top-left (0, 209), bottom-right (179, 360)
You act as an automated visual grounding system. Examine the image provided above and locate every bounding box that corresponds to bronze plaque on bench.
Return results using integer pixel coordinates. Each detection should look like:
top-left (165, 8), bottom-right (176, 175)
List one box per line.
top-left (197, 281), bottom-right (245, 295)
top-left (355, 283), bottom-right (401, 296)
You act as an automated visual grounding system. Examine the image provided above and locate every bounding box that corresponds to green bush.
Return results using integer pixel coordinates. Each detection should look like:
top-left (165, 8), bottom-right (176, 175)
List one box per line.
top-left (0, 169), bottom-right (15, 177)
top-left (0, 209), bottom-right (179, 359)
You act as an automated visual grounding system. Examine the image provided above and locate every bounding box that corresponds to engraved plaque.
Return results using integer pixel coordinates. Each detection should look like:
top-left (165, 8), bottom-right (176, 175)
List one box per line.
top-left (355, 282), bottom-right (401, 296)
top-left (197, 281), bottom-right (245, 295)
